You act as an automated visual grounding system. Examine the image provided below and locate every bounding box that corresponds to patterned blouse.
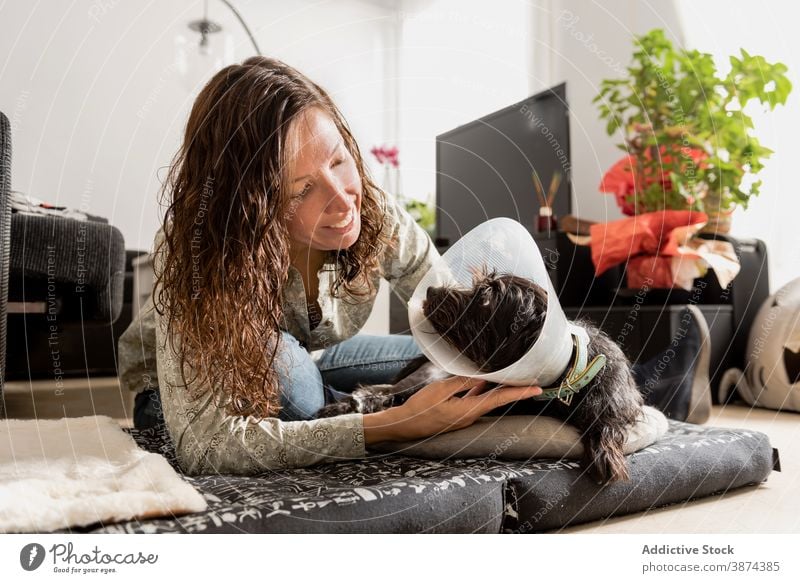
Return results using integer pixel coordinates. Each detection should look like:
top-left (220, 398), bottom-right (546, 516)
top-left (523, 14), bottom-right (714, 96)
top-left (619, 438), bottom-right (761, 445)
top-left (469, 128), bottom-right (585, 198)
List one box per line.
top-left (117, 192), bottom-right (438, 475)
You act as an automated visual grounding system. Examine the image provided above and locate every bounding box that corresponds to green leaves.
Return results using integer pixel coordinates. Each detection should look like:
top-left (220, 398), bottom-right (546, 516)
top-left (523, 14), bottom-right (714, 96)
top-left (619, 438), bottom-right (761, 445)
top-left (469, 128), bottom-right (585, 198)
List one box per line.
top-left (594, 28), bottom-right (792, 213)
top-left (404, 198), bottom-right (435, 236)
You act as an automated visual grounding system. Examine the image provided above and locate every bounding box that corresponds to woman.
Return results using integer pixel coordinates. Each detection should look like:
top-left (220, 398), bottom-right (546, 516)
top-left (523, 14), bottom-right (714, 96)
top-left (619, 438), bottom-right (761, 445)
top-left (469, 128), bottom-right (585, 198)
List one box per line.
top-left (118, 56), bottom-right (543, 475)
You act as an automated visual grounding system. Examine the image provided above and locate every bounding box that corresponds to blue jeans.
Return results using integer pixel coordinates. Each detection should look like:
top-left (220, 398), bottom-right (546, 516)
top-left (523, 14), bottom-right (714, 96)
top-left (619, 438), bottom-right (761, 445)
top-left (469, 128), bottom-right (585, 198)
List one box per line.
top-left (133, 332), bottom-right (423, 428)
top-left (132, 329), bottom-right (693, 429)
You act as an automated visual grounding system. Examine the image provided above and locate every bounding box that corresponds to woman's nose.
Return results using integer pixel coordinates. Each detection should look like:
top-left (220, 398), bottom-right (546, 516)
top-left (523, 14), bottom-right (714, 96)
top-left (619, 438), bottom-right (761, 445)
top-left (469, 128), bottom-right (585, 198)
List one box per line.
top-left (322, 175), bottom-right (355, 212)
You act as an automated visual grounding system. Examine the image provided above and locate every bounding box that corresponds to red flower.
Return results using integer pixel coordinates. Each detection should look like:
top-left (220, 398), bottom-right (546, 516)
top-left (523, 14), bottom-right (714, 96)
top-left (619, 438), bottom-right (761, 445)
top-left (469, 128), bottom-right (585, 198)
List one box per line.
top-left (370, 144), bottom-right (400, 168)
top-left (599, 146), bottom-right (707, 216)
top-left (370, 146), bottom-right (386, 164)
top-left (599, 156), bottom-right (640, 216)
top-left (384, 146), bottom-right (399, 168)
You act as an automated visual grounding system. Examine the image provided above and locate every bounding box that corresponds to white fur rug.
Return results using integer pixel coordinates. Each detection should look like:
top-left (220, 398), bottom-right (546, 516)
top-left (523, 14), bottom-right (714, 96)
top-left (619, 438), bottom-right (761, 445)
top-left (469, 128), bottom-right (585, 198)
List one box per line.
top-left (0, 415), bottom-right (207, 533)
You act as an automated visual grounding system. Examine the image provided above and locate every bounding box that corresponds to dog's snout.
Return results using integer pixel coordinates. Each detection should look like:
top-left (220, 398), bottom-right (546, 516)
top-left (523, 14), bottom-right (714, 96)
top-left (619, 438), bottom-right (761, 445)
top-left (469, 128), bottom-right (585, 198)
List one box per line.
top-left (425, 286), bottom-right (436, 303)
top-left (423, 287), bottom-right (445, 315)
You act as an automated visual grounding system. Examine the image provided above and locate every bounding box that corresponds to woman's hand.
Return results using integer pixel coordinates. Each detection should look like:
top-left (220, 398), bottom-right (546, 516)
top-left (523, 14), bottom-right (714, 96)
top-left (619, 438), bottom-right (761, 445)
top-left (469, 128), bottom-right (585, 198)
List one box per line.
top-left (362, 376), bottom-right (543, 444)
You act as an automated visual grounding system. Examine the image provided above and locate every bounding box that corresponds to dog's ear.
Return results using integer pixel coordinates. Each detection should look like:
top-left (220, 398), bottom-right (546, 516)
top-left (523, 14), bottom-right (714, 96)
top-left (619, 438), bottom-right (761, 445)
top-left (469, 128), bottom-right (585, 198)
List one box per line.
top-left (469, 264), bottom-right (499, 286)
top-left (477, 283), bottom-right (494, 307)
top-left (469, 269), bottom-right (504, 309)
top-left (468, 264), bottom-right (484, 284)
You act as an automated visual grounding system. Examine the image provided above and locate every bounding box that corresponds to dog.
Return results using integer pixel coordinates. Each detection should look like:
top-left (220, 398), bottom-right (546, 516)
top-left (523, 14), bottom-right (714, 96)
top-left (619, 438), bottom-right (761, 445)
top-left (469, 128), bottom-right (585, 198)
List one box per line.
top-left (316, 268), bottom-right (645, 483)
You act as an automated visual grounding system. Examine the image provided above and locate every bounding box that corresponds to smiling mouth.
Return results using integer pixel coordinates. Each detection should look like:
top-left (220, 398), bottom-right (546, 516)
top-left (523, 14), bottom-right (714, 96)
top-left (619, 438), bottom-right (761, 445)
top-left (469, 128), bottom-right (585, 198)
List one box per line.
top-left (327, 211), bottom-right (354, 229)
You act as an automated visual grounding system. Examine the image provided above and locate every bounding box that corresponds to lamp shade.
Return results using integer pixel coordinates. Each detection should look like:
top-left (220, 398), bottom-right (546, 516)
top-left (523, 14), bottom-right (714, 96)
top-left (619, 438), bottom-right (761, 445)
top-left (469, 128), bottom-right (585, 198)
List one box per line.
top-left (173, 28), bottom-right (236, 93)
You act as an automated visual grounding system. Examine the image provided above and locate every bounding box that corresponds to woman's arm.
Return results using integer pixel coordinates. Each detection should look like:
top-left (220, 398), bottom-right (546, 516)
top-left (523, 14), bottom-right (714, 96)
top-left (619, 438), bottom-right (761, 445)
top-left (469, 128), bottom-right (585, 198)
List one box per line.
top-left (379, 192), bottom-right (440, 303)
top-left (149, 225), bottom-right (370, 475)
top-left (155, 293), bottom-right (541, 473)
top-left (151, 221), bottom-right (542, 475)
top-left (362, 377), bottom-right (543, 444)
top-left (154, 308), bottom-right (368, 475)
top-left (156, 298), bottom-right (541, 474)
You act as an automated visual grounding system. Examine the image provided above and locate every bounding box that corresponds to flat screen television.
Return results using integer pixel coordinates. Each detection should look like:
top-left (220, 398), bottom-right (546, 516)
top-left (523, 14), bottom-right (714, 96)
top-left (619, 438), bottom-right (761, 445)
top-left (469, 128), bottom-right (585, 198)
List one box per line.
top-left (435, 83), bottom-right (571, 248)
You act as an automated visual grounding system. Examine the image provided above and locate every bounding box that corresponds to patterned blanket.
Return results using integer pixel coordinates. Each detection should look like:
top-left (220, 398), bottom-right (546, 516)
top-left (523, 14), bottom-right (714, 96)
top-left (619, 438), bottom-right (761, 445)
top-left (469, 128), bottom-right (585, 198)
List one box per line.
top-left (52, 421), bottom-right (775, 534)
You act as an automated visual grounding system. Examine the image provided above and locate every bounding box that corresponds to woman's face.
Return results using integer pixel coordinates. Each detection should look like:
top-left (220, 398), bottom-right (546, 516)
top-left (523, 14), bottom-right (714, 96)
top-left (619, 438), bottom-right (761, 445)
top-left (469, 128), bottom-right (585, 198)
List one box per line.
top-left (285, 108), bottom-right (362, 257)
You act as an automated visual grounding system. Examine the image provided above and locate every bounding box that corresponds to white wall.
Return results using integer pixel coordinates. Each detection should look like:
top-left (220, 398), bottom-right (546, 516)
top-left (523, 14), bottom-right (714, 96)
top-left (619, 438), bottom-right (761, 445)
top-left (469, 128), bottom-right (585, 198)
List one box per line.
top-left (532, 0), bottom-right (686, 223)
top-left (0, 0), bottom-right (396, 252)
top-left (5, 0), bottom-right (795, 309)
top-left (396, 0), bottom-right (531, 204)
top-left (675, 0), bottom-right (800, 291)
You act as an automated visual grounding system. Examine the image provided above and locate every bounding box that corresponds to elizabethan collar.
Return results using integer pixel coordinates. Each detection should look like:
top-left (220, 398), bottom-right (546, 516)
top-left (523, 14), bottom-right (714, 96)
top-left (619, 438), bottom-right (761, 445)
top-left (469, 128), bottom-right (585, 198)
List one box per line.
top-left (408, 218), bottom-right (601, 389)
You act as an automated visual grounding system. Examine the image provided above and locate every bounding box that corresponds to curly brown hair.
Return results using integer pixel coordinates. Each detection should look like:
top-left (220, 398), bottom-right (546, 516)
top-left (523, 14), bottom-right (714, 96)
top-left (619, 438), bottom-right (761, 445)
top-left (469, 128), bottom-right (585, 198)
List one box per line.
top-left (154, 56), bottom-right (393, 419)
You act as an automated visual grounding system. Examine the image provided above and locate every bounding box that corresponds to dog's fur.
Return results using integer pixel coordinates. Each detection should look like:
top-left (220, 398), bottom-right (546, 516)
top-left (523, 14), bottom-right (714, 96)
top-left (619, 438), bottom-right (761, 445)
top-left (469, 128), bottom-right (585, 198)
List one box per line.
top-left (316, 269), bottom-right (645, 483)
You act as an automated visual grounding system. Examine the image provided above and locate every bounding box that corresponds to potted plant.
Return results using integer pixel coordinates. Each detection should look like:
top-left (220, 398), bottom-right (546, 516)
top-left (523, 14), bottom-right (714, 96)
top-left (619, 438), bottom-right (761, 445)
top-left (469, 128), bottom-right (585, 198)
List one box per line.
top-left (594, 29), bottom-right (792, 232)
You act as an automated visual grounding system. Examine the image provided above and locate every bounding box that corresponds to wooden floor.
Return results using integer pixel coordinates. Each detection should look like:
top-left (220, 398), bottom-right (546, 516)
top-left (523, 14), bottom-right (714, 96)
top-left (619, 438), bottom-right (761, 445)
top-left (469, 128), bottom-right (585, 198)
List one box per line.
top-left (562, 404), bottom-right (800, 533)
top-left (3, 376), bottom-right (134, 428)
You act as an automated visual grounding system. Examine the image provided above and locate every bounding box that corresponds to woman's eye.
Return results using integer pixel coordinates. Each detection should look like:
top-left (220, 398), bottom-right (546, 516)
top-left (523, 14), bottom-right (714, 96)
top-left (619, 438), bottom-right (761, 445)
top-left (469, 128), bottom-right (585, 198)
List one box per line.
top-left (332, 157), bottom-right (345, 167)
top-left (295, 183), bottom-right (312, 198)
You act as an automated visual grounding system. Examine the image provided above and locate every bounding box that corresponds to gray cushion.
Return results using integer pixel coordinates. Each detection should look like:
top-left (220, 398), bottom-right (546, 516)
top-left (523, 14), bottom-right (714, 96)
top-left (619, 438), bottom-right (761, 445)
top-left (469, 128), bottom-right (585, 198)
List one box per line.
top-left (367, 406), bottom-right (668, 460)
top-left (42, 418), bottom-right (776, 534)
top-left (504, 422), bottom-right (777, 532)
top-left (9, 214), bottom-right (126, 321)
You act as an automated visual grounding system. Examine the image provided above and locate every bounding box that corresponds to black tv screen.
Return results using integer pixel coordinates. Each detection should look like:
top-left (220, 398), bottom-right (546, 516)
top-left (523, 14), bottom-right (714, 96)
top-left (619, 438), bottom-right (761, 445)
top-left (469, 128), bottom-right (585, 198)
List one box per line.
top-left (435, 83), bottom-right (571, 247)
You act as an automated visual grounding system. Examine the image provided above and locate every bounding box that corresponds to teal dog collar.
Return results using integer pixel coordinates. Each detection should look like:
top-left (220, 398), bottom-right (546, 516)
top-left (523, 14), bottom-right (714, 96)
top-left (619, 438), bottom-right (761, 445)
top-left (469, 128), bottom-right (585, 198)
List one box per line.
top-left (532, 330), bottom-right (607, 406)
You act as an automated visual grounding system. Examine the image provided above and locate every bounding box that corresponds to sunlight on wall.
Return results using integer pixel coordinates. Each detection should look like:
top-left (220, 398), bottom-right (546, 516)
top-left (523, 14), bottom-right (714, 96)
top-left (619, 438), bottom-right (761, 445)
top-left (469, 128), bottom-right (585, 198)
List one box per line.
top-left (396, 0), bottom-right (531, 205)
top-left (676, 0), bottom-right (800, 290)
top-left (0, 0), bottom-right (395, 251)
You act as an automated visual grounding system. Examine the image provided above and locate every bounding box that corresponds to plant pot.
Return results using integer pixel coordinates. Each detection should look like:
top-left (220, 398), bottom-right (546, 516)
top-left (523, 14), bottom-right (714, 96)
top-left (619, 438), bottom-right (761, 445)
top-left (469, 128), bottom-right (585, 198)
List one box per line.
top-left (700, 210), bottom-right (733, 234)
top-left (699, 190), bottom-right (733, 234)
